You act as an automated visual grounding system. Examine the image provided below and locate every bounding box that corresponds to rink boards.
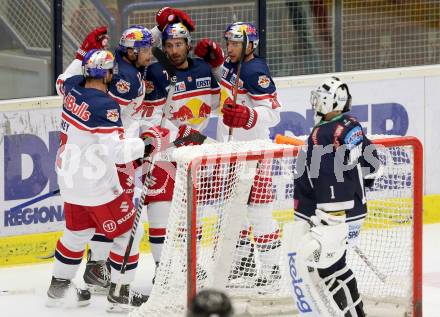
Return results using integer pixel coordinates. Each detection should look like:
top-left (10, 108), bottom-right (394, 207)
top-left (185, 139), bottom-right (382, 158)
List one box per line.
top-left (2, 65), bottom-right (440, 266)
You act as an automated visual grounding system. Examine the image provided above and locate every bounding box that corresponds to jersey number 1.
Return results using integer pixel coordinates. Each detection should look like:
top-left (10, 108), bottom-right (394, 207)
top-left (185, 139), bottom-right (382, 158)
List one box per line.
top-left (330, 185), bottom-right (335, 199)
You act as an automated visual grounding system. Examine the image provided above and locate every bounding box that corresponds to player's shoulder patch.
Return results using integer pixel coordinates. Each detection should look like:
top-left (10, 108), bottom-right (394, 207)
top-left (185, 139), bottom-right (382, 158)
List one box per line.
top-left (115, 78), bottom-right (131, 94)
top-left (344, 125), bottom-right (364, 146)
top-left (258, 75), bottom-right (271, 88)
top-left (144, 80), bottom-right (155, 94)
top-left (106, 108), bottom-right (120, 122)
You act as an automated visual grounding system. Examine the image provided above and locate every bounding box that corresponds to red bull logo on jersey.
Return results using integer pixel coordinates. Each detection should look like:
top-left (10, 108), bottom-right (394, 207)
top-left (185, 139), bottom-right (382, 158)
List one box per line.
top-left (106, 109), bottom-right (120, 122)
top-left (169, 98), bottom-right (211, 125)
top-left (116, 79), bottom-right (131, 94)
top-left (64, 94), bottom-right (91, 121)
top-left (258, 75), bottom-right (270, 88)
top-left (170, 104), bottom-right (194, 122)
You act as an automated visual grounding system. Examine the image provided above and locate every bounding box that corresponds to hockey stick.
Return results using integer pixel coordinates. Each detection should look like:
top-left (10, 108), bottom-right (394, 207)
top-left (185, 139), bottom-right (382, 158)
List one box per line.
top-left (115, 47), bottom-right (178, 296)
top-left (227, 31), bottom-right (248, 142)
top-left (353, 246), bottom-right (387, 283)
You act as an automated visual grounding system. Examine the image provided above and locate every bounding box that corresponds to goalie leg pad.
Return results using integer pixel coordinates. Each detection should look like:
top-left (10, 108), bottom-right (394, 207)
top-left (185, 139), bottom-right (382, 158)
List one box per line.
top-left (289, 232), bottom-right (345, 316)
top-left (284, 217), bottom-right (364, 317)
top-left (318, 257), bottom-right (365, 317)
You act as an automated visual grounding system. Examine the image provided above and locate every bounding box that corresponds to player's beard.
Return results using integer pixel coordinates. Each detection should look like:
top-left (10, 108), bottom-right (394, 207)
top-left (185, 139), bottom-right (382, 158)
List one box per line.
top-left (169, 53), bottom-right (187, 68)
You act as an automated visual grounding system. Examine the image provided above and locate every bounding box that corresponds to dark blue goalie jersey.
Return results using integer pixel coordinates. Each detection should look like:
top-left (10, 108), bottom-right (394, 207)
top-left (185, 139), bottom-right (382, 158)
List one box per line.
top-left (294, 114), bottom-right (380, 222)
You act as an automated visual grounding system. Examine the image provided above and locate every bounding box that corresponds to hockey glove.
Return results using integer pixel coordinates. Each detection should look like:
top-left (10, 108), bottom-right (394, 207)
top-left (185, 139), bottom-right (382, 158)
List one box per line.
top-left (156, 7), bottom-right (195, 32)
top-left (75, 26), bottom-right (109, 60)
top-left (194, 39), bottom-right (224, 68)
top-left (221, 98), bottom-right (257, 130)
top-left (176, 125), bottom-right (204, 147)
top-left (141, 126), bottom-right (170, 157)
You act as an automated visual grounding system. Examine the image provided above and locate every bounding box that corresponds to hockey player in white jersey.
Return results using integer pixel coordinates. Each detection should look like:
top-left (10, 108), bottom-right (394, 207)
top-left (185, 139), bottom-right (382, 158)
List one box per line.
top-left (47, 49), bottom-right (166, 311)
top-left (82, 8), bottom-right (195, 292)
top-left (54, 24), bottom-right (171, 294)
top-left (194, 22), bottom-right (283, 286)
top-left (284, 77), bottom-right (381, 316)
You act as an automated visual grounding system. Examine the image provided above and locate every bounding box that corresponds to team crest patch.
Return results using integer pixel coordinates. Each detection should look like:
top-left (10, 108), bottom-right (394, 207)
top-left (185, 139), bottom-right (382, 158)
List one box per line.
top-left (107, 109), bottom-right (120, 122)
top-left (116, 79), bottom-right (131, 94)
top-left (258, 75), bottom-right (270, 88)
top-left (145, 80), bottom-right (154, 94)
top-left (175, 81), bottom-right (186, 93)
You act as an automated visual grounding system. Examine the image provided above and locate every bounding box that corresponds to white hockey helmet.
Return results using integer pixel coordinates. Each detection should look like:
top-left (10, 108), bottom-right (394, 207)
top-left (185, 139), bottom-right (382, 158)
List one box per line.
top-left (82, 49), bottom-right (114, 79)
top-left (310, 77), bottom-right (352, 123)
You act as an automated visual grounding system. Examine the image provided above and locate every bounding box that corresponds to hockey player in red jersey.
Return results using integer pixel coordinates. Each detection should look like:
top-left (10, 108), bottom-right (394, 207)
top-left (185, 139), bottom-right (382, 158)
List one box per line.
top-left (47, 49), bottom-right (167, 311)
top-left (142, 20), bottom-right (220, 282)
top-left (194, 22), bottom-right (283, 286)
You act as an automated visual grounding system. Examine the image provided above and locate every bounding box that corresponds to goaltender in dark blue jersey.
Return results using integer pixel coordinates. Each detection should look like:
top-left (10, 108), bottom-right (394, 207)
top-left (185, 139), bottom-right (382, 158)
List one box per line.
top-left (294, 113), bottom-right (381, 223)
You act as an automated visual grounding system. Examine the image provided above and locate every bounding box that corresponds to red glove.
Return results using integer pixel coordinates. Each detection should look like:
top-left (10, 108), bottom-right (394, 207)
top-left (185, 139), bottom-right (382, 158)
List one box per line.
top-left (156, 7), bottom-right (195, 32)
top-left (194, 39), bottom-right (224, 68)
top-left (176, 125), bottom-right (204, 147)
top-left (222, 98), bottom-right (258, 130)
top-left (140, 126), bottom-right (170, 157)
top-left (76, 26), bottom-right (109, 60)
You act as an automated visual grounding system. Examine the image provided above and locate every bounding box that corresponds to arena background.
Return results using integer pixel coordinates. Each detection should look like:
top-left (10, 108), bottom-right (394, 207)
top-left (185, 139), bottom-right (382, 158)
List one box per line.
top-left (0, 0), bottom-right (439, 266)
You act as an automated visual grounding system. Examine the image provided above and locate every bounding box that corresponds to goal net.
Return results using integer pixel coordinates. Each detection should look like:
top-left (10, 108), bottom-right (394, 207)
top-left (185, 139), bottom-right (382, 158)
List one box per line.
top-left (131, 136), bottom-right (422, 317)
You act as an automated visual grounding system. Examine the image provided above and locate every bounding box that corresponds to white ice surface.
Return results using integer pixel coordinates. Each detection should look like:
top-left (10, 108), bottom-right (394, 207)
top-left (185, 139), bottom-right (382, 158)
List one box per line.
top-left (0, 224), bottom-right (439, 317)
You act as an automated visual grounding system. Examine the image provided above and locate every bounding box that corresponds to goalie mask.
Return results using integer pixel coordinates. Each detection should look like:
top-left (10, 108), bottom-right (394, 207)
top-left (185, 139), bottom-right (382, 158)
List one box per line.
top-left (162, 22), bottom-right (192, 46)
top-left (224, 22), bottom-right (259, 50)
top-left (82, 49), bottom-right (114, 79)
top-left (119, 25), bottom-right (153, 54)
top-left (310, 76), bottom-right (352, 125)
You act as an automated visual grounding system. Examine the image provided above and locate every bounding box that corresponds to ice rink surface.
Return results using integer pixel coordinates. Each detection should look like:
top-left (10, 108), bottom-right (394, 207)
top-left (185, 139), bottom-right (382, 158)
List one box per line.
top-left (1, 224), bottom-right (439, 317)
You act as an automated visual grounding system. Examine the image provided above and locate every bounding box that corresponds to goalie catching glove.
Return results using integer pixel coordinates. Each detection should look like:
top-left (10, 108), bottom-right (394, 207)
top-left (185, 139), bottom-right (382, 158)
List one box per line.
top-left (156, 7), bottom-right (195, 32)
top-left (194, 39), bottom-right (224, 68)
top-left (76, 26), bottom-right (109, 60)
top-left (222, 97), bottom-right (257, 130)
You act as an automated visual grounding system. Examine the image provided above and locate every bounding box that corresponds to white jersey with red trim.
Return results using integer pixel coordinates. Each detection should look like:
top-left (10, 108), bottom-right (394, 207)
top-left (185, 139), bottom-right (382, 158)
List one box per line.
top-left (56, 76), bottom-right (144, 206)
top-left (142, 57), bottom-right (220, 137)
top-left (217, 56), bottom-right (281, 141)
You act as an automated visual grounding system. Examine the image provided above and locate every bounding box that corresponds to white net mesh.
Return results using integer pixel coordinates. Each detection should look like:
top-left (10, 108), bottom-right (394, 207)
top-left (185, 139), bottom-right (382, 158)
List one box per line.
top-left (132, 137), bottom-right (421, 317)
